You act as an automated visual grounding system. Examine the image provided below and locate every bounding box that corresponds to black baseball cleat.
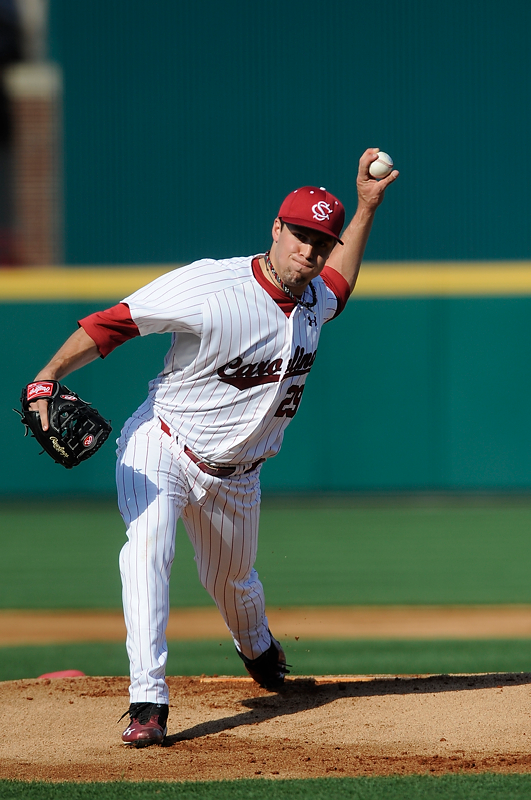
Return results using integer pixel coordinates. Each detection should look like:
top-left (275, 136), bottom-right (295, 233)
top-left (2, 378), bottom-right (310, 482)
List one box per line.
top-left (119, 702), bottom-right (169, 747)
top-left (237, 631), bottom-right (291, 689)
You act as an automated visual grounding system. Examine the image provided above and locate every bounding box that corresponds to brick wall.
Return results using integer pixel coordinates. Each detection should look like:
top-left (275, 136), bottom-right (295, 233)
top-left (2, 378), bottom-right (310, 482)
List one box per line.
top-left (4, 62), bottom-right (62, 266)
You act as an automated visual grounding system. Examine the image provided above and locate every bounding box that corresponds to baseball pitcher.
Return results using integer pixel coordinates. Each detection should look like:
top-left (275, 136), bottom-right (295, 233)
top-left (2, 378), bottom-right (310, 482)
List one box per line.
top-left (25, 149), bottom-right (398, 746)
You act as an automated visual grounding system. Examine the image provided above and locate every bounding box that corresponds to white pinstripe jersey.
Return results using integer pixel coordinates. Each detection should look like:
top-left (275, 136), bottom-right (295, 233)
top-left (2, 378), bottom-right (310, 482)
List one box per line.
top-left (122, 255), bottom-right (342, 465)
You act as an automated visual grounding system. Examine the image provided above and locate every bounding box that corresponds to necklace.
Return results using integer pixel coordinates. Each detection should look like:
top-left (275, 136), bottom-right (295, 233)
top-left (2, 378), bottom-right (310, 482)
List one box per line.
top-left (264, 251), bottom-right (317, 311)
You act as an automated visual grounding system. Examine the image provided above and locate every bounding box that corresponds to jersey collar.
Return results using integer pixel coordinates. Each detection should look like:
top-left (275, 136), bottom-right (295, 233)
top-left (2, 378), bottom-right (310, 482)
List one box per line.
top-left (252, 256), bottom-right (296, 317)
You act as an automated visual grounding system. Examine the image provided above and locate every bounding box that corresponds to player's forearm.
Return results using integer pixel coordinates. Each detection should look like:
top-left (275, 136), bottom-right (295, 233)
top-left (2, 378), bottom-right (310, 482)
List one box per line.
top-left (327, 204), bottom-right (376, 293)
top-left (33, 327), bottom-right (101, 381)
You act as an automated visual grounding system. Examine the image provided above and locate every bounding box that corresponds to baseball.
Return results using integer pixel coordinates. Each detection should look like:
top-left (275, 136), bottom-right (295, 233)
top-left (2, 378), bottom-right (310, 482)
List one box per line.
top-left (369, 151), bottom-right (394, 179)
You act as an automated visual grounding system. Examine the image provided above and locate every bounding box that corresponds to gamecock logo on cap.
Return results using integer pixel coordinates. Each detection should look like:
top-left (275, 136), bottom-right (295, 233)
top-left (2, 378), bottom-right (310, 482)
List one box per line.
top-left (312, 201), bottom-right (333, 221)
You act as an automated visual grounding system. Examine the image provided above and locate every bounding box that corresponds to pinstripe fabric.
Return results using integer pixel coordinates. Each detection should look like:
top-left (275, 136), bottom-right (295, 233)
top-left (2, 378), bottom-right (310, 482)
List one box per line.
top-left (116, 416), bottom-right (268, 704)
top-left (116, 254), bottom-right (342, 703)
top-left (122, 255), bottom-right (338, 464)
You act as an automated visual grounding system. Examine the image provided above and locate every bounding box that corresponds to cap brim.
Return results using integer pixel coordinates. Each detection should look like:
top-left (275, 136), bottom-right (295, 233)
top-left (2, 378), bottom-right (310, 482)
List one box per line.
top-left (280, 216), bottom-right (344, 246)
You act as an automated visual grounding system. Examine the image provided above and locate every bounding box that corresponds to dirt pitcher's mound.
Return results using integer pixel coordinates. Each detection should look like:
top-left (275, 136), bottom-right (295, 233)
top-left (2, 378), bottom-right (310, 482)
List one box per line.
top-left (2, 674), bottom-right (531, 782)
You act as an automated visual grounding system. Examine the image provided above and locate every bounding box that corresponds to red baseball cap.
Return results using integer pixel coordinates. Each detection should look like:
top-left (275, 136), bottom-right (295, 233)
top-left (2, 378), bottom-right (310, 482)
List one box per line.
top-left (278, 186), bottom-right (345, 245)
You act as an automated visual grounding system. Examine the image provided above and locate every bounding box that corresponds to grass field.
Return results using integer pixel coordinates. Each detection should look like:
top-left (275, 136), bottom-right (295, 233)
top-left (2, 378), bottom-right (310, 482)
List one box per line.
top-left (3, 775), bottom-right (531, 799)
top-left (2, 497), bottom-right (531, 798)
top-left (4, 638), bottom-right (531, 683)
top-left (2, 497), bottom-right (531, 609)
top-left (2, 497), bottom-right (531, 680)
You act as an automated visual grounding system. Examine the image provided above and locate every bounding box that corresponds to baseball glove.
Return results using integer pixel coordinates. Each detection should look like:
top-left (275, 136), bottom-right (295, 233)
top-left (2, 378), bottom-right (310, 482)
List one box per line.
top-left (17, 380), bottom-right (112, 469)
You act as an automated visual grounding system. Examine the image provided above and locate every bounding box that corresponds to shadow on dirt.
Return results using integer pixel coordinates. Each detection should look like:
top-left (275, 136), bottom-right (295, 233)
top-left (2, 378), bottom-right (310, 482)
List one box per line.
top-left (164, 671), bottom-right (531, 745)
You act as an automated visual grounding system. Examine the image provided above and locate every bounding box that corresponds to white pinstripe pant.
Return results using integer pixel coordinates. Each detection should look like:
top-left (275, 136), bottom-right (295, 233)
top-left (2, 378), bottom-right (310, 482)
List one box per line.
top-left (116, 416), bottom-right (271, 704)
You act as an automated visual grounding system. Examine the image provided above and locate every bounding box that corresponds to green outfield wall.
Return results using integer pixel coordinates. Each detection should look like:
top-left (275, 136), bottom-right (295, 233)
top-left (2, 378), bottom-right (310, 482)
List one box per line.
top-left (4, 264), bottom-right (531, 497)
top-left (47, 0), bottom-right (531, 266)
top-left (6, 4), bottom-right (531, 495)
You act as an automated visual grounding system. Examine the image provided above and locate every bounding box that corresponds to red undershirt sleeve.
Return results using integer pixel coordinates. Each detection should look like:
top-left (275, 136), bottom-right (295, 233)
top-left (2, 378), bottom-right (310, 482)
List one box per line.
top-left (78, 302), bottom-right (140, 358)
top-left (321, 266), bottom-right (352, 318)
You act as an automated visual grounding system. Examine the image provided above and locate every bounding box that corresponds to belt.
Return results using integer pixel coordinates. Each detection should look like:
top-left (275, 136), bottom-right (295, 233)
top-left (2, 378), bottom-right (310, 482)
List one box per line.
top-left (160, 419), bottom-right (264, 477)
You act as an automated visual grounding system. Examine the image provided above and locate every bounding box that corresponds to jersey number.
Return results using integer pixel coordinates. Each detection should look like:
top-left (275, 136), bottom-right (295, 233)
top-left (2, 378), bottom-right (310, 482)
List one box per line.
top-left (275, 385), bottom-right (305, 418)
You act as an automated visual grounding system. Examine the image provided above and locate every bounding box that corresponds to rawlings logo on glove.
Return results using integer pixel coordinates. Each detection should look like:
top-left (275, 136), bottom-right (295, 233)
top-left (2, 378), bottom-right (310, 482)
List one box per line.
top-left (16, 381), bottom-right (112, 469)
top-left (26, 381), bottom-right (56, 401)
